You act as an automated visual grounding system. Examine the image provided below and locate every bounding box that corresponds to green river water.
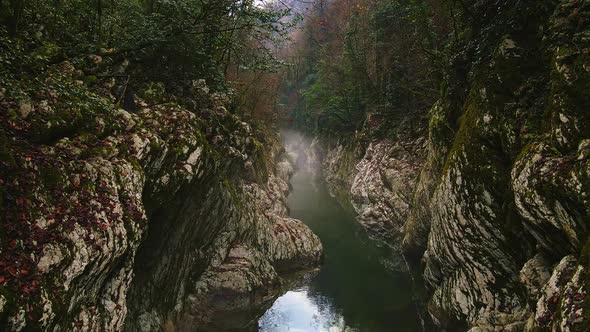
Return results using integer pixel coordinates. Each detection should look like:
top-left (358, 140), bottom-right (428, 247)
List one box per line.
top-left (258, 134), bottom-right (423, 332)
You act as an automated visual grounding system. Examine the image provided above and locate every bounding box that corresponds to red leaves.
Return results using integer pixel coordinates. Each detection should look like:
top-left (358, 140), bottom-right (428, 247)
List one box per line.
top-left (7, 266), bottom-right (17, 276)
top-left (0, 257), bottom-right (41, 308)
top-left (7, 120), bottom-right (24, 131)
top-left (22, 285), bottom-right (33, 295)
top-left (4, 265), bottom-right (31, 278)
top-left (97, 222), bottom-right (108, 231)
top-left (0, 132), bottom-right (151, 319)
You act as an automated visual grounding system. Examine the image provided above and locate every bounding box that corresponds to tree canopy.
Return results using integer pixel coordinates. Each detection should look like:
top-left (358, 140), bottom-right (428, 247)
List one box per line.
top-left (0, 0), bottom-right (295, 108)
top-left (277, 0), bottom-right (452, 139)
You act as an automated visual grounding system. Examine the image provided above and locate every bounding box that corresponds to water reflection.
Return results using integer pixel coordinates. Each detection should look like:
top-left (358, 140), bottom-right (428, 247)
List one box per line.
top-left (259, 289), bottom-right (355, 332)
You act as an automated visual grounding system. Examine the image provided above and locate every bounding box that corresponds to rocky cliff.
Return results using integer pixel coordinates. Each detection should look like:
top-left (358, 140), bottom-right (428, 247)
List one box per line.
top-left (320, 0), bottom-right (589, 330)
top-left (322, 132), bottom-right (427, 252)
top-left (0, 62), bottom-right (322, 330)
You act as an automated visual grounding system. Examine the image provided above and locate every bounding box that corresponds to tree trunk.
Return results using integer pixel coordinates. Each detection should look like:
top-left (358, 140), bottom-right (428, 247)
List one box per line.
top-left (97, 0), bottom-right (102, 44)
top-left (8, 0), bottom-right (25, 36)
top-left (146, 0), bottom-right (155, 14)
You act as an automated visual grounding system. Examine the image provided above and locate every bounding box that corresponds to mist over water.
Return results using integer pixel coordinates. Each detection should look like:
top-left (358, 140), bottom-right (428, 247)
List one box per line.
top-left (280, 129), bottom-right (322, 174)
top-left (259, 131), bottom-right (421, 332)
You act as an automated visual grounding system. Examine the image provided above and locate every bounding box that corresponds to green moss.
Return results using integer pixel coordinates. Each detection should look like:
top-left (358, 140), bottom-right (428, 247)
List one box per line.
top-left (141, 82), bottom-right (167, 104)
top-left (440, 89), bottom-right (481, 177)
top-left (252, 140), bottom-right (270, 184)
top-left (29, 42), bottom-right (62, 67)
top-left (84, 75), bottom-right (98, 85)
top-left (40, 165), bottom-right (64, 188)
top-left (514, 143), bottom-right (536, 167)
top-left (149, 139), bottom-right (161, 151)
top-left (222, 178), bottom-right (242, 210)
top-left (130, 158), bottom-right (142, 173)
top-left (428, 102), bottom-right (456, 150)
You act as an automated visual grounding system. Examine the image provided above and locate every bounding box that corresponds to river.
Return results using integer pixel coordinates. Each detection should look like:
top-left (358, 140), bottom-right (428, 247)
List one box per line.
top-left (258, 132), bottom-right (423, 332)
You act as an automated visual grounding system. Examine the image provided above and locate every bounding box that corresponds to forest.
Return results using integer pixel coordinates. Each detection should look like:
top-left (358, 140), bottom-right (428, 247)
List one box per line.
top-left (0, 0), bottom-right (589, 331)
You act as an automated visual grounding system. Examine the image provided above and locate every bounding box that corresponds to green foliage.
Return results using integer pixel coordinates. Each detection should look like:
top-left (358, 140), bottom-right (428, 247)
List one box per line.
top-left (302, 65), bottom-right (365, 137)
top-left (0, 0), bottom-right (294, 93)
top-left (283, 0), bottom-right (449, 140)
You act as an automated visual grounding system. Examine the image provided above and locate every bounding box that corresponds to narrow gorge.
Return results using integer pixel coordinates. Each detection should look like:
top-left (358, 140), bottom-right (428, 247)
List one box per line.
top-left (1, 0), bottom-right (589, 331)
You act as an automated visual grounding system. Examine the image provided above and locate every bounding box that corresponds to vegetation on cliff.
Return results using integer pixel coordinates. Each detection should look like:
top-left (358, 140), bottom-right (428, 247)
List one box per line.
top-left (0, 1), bottom-right (325, 330)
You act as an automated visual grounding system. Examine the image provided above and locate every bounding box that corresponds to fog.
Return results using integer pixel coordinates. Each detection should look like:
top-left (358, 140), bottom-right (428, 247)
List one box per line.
top-left (280, 129), bottom-right (322, 177)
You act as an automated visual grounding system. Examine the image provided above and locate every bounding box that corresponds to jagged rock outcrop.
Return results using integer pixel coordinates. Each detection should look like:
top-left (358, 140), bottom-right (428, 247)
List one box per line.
top-left (526, 255), bottom-right (585, 332)
top-left (350, 139), bottom-right (425, 242)
top-left (126, 142), bottom-right (322, 331)
top-left (0, 65), bottom-right (321, 331)
top-left (322, 137), bottom-right (426, 245)
top-left (322, 143), bottom-right (360, 206)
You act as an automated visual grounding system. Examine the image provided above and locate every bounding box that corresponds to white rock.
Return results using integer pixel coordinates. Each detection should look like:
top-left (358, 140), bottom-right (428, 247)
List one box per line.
top-left (18, 100), bottom-right (33, 118)
top-left (37, 244), bottom-right (64, 273)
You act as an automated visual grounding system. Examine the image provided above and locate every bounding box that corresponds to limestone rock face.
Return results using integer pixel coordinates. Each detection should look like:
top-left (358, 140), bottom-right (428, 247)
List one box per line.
top-left (349, 139), bottom-right (425, 242)
top-left (403, 102), bottom-right (454, 257)
top-left (520, 254), bottom-right (552, 303)
top-left (421, 0), bottom-right (590, 328)
top-left (527, 256), bottom-right (585, 332)
top-left (316, 0), bottom-right (590, 330)
top-left (0, 78), bottom-right (321, 331)
top-left (322, 143), bottom-right (360, 206)
top-left (123, 118), bottom-right (321, 331)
